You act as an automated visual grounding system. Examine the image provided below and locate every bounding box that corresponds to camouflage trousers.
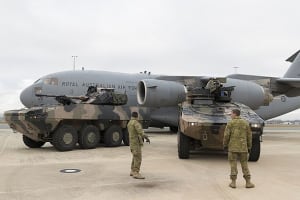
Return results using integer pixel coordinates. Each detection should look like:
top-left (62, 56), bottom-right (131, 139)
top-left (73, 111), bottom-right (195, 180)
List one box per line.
top-left (228, 152), bottom-right (251, 180)
top-left (130, 145), bottom-right (142, 173)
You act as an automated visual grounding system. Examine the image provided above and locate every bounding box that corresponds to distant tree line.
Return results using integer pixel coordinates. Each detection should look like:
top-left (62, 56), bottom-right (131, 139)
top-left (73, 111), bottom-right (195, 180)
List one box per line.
top-left (266, 119), bottom-right (300, 125)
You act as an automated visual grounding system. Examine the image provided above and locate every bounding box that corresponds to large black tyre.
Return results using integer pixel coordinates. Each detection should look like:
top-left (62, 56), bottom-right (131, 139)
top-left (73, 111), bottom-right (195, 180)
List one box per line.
top-left (178, 131), bottom-right (190, 159)
top-left (52, 125), bottom-right (78, 151)
top-left (122, 128), bottom-right (129, 146)
top-left (78, 125), bottom-right (100, 149)
top-left (23, 135), bottom-right (45, 148)
top-left (249, 137), bottom-right (260, 162)
top-left (104, 125), bottom-right (123, 147)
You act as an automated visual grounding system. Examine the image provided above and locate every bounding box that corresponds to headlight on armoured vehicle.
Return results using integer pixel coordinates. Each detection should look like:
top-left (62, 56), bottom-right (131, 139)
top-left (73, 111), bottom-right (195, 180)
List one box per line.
top-left (250, 123), bottom-right (261, 128)
top-left (188, 122), bottom-right (197, 126)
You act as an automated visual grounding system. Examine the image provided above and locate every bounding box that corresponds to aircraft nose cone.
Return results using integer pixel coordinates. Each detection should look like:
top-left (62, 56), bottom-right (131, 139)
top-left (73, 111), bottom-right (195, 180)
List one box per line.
top-left (20, 86), bottom-right (32, 108)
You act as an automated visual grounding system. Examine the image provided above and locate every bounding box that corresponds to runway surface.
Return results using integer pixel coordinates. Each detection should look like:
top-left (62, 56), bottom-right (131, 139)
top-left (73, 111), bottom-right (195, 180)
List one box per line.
top-left (0, 125), bottom-right (299, 200)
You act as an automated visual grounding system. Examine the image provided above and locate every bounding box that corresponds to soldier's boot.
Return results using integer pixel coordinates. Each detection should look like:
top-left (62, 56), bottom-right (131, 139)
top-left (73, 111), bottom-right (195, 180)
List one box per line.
top-left (130, 171), bottom-right (135, 176)
top-left (244, 176), bottom-right (255, 188)
top-left (229, 176), bottom-right (237, 188)
top-left (229, 180), bottom-right (236, 188)
top-left (133, 172), bottom-right (145, 179)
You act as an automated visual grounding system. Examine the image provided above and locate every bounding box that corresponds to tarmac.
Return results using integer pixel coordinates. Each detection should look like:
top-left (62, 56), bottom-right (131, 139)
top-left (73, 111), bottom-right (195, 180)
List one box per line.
top-left (0, 125), bottom-right (300, 200)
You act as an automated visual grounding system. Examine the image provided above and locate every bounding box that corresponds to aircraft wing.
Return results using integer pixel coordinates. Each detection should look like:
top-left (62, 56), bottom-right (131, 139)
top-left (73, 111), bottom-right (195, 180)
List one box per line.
top-left (227, 75), bottom-right (300, 97)
top-left (156, 75), bottom-right (227, 87)
top-left (156, 75), bottom-right (210, 82)
top-left (228, 74), bottom-right (300, 88)
top-left (276, 78), bottom-right (300, 88)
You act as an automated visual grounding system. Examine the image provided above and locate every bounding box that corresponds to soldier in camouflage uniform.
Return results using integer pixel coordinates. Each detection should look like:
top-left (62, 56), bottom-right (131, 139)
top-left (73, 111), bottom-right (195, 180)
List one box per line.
top-left (205, 78), bottom-right (221, 93)
top-left (128, 112), bottom-right (150, 179)
top-left (223, 109), bottom-right (255, 188)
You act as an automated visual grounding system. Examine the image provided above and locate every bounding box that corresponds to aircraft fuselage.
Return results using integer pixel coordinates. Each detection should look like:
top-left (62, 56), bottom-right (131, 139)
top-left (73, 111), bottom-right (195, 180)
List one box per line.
top-left (20, 70), bottom-right (300, 128)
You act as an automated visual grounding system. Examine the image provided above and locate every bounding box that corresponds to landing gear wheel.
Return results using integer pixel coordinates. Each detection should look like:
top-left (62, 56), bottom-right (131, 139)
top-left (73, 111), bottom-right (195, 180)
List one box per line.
top-left (104, 125), bottom-right (123, 147)
top-left (122, 128), bottom-right (129, 146)
top-left (249, 137), bottom-right (260, 162)
top-left (23, 135), bottom-right (45, 148)
top-left (178, 131), bottom-right (190, 159)
top-left (52, 125), bottom-right (78, 151)
top-left (78, 125), bottom-right (100, 149)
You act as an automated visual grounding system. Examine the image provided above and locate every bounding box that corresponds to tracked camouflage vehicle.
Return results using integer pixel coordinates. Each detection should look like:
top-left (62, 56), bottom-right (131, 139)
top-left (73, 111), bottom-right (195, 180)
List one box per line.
top-left (178, 79), bottom-right (264, 161)
top-left (5, 87), bottom-right (150, 151)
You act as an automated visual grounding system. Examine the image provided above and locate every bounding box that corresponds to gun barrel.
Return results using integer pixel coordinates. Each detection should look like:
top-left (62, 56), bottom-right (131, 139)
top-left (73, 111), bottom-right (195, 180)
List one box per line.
top-left (35, 94), bottom-right (64, 97)
top-left (35, 94), bottom-right (88, 100)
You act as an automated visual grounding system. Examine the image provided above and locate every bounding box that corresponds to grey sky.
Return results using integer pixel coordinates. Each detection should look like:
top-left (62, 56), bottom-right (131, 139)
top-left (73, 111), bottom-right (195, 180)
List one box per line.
top-left (0, 0), bottom-right (299, 119)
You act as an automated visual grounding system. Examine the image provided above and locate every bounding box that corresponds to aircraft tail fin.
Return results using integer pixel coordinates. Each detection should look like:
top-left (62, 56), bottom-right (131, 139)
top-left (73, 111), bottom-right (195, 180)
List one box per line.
top-left (228, 50), bottom-right (300, 97)
top-left (274, 50), bottom-right (300, 96)
top-left (284, 50), bottom-right (300, 78)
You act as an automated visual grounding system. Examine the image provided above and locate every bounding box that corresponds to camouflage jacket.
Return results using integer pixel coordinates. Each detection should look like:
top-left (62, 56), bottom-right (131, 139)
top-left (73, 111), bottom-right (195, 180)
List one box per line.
top-left (223, 116), bottom-right (252, 152)
top-left (128, 117), bottom-right (144, 148)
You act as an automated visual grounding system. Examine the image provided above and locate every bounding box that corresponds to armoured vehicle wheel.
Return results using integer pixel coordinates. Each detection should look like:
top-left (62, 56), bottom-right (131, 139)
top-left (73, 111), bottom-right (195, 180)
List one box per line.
top-left (122, 128), bottom-right (129, 146)
top-left (78, 125), bottom-right (100, 149)
top-left (178, 132), bottom-right (190, 159)
top-left (104, 125), bottom-right (123, 147)
top-left (23, 135), bottom-right (45, 148)
top-left (52, 125), bottom-right (78, 151)
top-left (249, 137), bottom-right (260, 162)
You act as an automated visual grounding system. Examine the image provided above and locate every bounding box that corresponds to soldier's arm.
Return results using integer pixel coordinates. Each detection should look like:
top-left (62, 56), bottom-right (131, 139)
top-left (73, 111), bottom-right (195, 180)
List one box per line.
top-left (223, 123), bottom-right (231, 148)
top-left (134, 121), bottom-right (144, 137)
top-left (247, 124), bottom-right (252, 150)
top-left (134, 122), bottom-right (150, 144)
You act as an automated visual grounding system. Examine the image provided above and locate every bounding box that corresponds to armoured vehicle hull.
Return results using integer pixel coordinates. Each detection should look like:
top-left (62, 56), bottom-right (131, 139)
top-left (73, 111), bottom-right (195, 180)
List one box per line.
top-left (178, 81), bottom-right (264, 161)
top-left (5, 104), bottom-right (150, 151)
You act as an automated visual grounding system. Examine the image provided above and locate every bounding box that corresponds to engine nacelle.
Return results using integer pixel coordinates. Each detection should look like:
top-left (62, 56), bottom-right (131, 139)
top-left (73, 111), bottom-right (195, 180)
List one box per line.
top-left (226, 78), bottom-right (273, 110)
top-left (137, 79), bottom-right (186, 107)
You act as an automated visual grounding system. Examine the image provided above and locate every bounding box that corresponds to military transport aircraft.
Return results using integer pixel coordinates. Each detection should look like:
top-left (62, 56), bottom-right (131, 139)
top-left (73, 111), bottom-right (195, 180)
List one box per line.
top-left (20, 50), bottom-right (300, 130)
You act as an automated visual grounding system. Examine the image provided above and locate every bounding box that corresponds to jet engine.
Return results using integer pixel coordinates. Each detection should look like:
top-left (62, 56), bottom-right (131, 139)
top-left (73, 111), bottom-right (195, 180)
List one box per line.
top-left (137, 79), bottom-right (186, 107)
top-left (226, 78), bottom-right (273, 110)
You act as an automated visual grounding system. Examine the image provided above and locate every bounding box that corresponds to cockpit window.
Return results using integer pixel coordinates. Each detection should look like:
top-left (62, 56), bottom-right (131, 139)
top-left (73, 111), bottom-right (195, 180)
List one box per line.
top-left (34, 87), bottom-right (43, 94)
top-left (43, 78), bottom-right (58, 85)
top-left (34, 79), bottom-right (42, 84)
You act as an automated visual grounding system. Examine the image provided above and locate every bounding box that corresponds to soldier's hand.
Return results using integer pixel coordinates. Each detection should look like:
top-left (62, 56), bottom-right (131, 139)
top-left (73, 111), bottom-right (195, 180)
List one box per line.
top-left (223, 145), bottom-right (228, 151)
top-left (144, 135), bottom-right (150, 144)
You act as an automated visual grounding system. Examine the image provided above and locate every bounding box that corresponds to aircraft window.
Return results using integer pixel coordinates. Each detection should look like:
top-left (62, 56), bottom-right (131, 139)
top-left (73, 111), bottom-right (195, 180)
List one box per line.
top-left (43, 78), bottom-right (58, 85)
top-left (34, 79), bottom-right (42, 84)
top-left (34, 87), bottom-right (42, 94)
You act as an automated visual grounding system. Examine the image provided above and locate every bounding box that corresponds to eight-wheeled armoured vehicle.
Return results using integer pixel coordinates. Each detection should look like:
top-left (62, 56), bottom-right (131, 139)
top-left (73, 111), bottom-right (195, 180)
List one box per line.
top-left (5, 87), bottom-right (150, 151)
